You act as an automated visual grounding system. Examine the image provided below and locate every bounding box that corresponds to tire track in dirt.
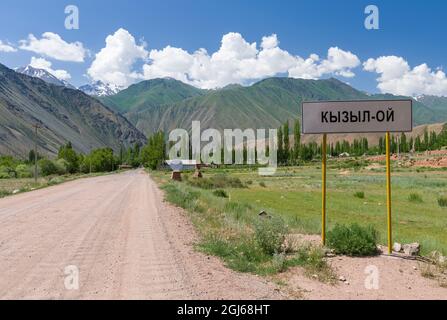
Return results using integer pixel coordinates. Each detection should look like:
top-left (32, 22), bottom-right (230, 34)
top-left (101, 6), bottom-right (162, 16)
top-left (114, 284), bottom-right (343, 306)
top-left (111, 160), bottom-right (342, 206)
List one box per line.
top-left (0, 170), bottom-right (283, 300)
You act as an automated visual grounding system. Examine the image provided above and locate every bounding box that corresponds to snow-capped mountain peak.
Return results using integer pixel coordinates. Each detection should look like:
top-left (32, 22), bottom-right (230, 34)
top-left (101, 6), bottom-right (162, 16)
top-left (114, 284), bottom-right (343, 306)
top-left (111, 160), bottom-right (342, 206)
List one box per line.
top-left (78, 81), bottom-right (123, 97)
top-left (16, 65), bottom-right (76, 89)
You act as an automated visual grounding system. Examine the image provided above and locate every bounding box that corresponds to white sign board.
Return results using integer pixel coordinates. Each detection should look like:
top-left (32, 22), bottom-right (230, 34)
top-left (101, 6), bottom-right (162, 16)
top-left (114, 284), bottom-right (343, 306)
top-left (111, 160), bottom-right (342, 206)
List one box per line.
top-left (301, 100), bottom-right (413, 134)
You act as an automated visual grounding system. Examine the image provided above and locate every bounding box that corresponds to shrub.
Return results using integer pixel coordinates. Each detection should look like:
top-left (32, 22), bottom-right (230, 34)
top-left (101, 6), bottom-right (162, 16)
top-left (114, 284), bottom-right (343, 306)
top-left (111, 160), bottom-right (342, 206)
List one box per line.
top-left (271, 253), bottom-right (287, 273)
top-left (200, 236), bottom-right (271, 274)
top-left (38, 159), bottom-right (59, 176)
top-left (162, 184), bottom-right (201, 212)
top-left (408, 193), bottom-right (423, 203)
top-left (354, 191), bottom-right (365, 199)
top-left (289, 245), bottom-right (336, 283)
top-left (212, 189), bottom-right (228, 198)
top-left (0, 165), bottom-right (15, 179)
top-left (48, 176), bottom-right (64, 186)
top-left (438, 196), bottom-right (447, 208)
top-left (0, 189), bottom-right (12, 197)
top-left (54, 159), bottom-right (68, 175)
top-left (327, 223), bottom-right (379, 256)
top-left (254, 216), bottom-right (288, 255)
top-left (15, 164), bottom-right (32, 178)
top-left (259, 181), bottom-right (266, 188)
top-left (187, 174), bottom-right (245, 189)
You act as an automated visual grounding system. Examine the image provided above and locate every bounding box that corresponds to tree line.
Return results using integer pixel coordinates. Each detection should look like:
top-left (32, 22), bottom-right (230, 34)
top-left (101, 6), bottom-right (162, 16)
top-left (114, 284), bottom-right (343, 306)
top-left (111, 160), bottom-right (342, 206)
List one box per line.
top-left (0, 132), bottom-right (168, 179)
top-left (276, 120), bottom-right (447, 164)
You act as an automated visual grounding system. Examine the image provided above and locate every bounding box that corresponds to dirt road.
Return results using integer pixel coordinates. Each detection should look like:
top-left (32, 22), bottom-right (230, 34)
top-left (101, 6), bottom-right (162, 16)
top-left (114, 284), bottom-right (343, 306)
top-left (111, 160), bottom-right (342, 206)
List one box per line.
top-left (0, 170), bottom-right (282, 300)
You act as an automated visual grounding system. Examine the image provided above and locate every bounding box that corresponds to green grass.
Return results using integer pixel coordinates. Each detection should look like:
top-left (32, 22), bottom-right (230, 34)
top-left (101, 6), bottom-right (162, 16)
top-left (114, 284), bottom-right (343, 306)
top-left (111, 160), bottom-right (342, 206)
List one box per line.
top-left (438, 196), bottom-right (447, 208)
top-left (153, 162), bottom-right (447, 278)
top-left (409, 193), bottom-right (424, 203)
top-left (154, 171), bottom-right (335, 279)
top-left (212, 189), bottom-right (229, 198)
top-left (183, 164), bottom-right (447, 256)
top-left (354, 191), bottom-right (365, 199)
top-left (289, 245), bottom-right (337, 283)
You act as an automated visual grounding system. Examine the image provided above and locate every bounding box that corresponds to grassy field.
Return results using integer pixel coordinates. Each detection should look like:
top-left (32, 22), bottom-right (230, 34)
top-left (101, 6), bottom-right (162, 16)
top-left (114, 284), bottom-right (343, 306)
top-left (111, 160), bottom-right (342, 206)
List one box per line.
top-left (155, 161), bottom-right (447, 259)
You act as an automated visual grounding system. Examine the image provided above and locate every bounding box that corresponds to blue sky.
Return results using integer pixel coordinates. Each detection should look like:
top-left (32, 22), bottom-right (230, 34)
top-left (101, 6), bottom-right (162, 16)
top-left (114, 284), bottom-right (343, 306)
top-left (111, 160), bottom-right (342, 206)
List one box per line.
top-left (0, 0), bottom-right (446, 96)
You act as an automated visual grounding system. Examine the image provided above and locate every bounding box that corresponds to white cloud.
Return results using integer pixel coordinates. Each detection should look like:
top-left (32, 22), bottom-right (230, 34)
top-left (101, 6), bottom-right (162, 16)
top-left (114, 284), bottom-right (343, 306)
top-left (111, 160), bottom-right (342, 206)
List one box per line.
top-left (29, 57), bottom-right (71, 81)
top-left (19, 32), bottom-right (86, 62)
top-left (88, 30), bottom-right (360, 89)
top-left (142, 32), bottom-right (360, 89)
top-left (87, 28), bottom-right (148, 87)
top-left (288, 47), bottom-right (360, 79)
top-left (0, 40), bottom-right (17, 53)
top-left (364, 56), bottom-right (447, 96)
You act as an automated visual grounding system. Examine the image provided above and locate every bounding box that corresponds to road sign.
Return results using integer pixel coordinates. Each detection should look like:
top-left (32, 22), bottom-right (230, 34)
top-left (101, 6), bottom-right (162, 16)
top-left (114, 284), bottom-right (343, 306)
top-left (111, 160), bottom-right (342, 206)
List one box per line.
top-left (301, 99), bottom-right (413, 254)
top-left (302, 99), bottom-right (413, 134)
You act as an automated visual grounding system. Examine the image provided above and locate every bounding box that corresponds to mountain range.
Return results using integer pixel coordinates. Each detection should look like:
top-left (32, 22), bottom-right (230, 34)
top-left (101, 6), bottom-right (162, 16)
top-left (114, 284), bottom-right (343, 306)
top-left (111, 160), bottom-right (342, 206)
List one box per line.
top-left (16, 64), bottom-right (123, 97)
top-left (100, 77), bottom-right (447, 137)
top-left (78, 81), bottom-right (124, 97)
top-left (16, 65), bottom-right (76, 90)
top-left (2, 62), bottom-right (447, 158)
top-left (0, 63), bottom-right (146, 157)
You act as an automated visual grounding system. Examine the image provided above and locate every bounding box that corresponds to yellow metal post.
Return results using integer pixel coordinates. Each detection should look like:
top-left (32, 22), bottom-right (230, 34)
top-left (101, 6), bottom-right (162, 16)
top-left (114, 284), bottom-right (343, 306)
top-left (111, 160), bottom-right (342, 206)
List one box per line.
top-left (322, 134), bottom-right (327, 245)
top-left (386, 132), bottom-right (392, 254)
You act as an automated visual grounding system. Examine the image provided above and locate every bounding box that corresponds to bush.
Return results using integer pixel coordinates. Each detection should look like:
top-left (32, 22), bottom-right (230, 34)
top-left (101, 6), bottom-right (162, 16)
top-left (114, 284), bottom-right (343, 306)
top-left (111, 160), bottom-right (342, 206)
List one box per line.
top-left (212, 189), bottom-right (228, 198)
top-left (54, 159), bottom-right (68, 175)
top-left (408, 193), bottom-right (423, 203)
top-left (187, 174), bottom-right (245, 189)
top-left (0, 165), bottom-right (15, 179)
top-left (259, 181), bottom-right (266, 188)
top-left (289, 245), bottom-right (336, 283)
top-left (438, 196), bottom-right (447, 208)
top-left (254, 216), bottom-right (288, 255)
top-left (15, 164), bottom-right (32, 178)
top-left (0, 189), bottom-right (12, 197)
top-left (162, 184), bottom-right (201, 212)
top-left (48, 176), bottom-right (64, 186)
top-left (354, 191), bottom-right (365, 199)
top-left (38, 159), bottom-right (58, 176)
top-left (327, 223), bottom-right (379, 256)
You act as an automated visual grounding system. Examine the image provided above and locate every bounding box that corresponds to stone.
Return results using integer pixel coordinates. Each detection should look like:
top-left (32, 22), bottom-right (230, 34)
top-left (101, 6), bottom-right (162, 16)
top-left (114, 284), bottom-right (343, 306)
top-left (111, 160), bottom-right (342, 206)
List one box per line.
top-left (258, 210), bottom-right (271, 219)
top-left (393, 242), bottom-right (402, 253)
top-left (403, 243), bottom-right (420, 256)
top-left (339, 276), bottom-right (346, 282)
top-left (12, 189), bottom-right (20, 194)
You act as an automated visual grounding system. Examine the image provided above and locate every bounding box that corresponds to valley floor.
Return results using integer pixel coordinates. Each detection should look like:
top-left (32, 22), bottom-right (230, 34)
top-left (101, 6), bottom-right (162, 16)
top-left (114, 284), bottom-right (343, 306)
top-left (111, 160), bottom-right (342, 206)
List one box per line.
top-left (0, 169), bottom-right (445, 299)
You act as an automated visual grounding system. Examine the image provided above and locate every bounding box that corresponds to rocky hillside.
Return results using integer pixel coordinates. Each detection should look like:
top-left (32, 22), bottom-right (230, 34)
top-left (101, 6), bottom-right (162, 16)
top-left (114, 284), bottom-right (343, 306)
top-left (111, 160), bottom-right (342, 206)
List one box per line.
top-left (0, 63), bottom-right (146, 157)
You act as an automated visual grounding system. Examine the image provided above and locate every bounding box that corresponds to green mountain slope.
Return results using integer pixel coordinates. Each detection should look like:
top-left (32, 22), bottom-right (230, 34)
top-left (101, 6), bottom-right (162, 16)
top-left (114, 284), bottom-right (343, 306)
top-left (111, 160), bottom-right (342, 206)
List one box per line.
top-left (104, 77), bottom-right (446, 137)
top-left (0, 63), bottom-right (146, 157)
top-left (100, 78), bottom-right (205, 113)
top-left (123, 78), bottom-right (369, 135)
top-left (416, 95), bottom-right (447, 123)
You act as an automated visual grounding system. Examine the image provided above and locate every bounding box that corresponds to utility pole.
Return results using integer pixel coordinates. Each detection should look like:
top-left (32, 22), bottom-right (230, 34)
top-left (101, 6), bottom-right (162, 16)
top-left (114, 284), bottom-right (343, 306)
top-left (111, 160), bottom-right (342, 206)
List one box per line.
top-left (33, 124), bottom-right (41, 183)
